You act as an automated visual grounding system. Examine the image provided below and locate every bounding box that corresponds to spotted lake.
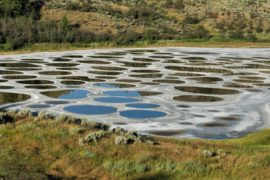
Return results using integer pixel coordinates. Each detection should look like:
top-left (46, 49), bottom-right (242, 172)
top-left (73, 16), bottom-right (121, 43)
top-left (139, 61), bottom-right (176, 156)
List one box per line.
top-left (0, 48), bottom-right (270, 139)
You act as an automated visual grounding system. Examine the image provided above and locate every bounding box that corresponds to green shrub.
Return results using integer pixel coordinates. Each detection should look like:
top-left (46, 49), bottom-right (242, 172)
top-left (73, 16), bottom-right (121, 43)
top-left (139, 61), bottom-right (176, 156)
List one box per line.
top-left (18, 109), bottom-right (32, 118)
top-left (65, 2), bottom-right (81, 11)
top-left (0, 0), bottom-right (44, 19)
top-left (38, 111), bottom-right (55, 120)
top-left (0, 113), bottom-right (14, 124)
top-left (82, 131), bottom-right (108, 143)
top-left (182, 25), bottom-right (210, 39)
top-left (183, 15), bottom-right (200, 24)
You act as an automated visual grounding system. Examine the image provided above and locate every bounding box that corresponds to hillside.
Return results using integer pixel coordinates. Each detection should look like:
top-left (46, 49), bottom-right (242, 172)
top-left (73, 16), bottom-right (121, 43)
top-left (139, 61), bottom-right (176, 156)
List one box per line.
top-left (0, 0), bottom-right (270, 50)
top-left (43, 0), bottom-right (270, 37)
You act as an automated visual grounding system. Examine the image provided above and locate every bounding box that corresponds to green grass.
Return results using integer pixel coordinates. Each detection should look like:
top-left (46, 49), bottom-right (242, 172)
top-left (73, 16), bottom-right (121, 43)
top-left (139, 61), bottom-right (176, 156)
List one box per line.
top-left (1, 117), bottom-right (270, 179)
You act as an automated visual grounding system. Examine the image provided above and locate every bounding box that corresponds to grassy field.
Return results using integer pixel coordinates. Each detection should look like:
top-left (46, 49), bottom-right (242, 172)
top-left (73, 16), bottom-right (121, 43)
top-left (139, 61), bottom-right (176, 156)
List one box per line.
top-left (1, 112), bottom-right (270, 179)
top-left (1, 40), bottom-right (270, 55)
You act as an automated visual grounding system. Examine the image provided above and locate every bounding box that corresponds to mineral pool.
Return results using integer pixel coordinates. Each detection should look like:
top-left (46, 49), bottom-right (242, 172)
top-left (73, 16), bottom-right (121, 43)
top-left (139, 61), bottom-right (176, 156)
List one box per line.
top-left (1, 47), bottom-right (270, 139)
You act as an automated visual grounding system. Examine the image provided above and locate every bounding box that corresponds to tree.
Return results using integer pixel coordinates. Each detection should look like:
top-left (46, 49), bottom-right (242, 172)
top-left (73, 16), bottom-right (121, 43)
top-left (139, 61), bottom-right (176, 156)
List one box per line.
top-left (0, 0), bottom-right (44, 18)
top-left (61, 15), bottom-right (69, 32)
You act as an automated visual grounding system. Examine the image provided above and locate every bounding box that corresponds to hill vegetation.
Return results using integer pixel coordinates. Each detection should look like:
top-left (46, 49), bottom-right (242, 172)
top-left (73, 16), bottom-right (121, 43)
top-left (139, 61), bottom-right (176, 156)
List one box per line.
top-left (0, 0), bottom-right (269, 50)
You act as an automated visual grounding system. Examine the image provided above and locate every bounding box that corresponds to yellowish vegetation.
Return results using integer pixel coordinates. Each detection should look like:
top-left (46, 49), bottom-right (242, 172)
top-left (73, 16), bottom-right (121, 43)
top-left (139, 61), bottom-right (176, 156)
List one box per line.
top-left (1, 116), bottom-right (270, 179)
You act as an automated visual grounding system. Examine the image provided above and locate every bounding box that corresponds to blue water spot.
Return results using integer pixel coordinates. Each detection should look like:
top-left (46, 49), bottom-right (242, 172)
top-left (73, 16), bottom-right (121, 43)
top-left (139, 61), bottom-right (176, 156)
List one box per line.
top-left (120, 110), bottom-right (167, 119)
top-left (41, 89), bottom-right (90, 100)
top-left (126, 103), bottom-right (160, 109)
top-left (64, 105), bottom-right (117, 115)
top-left (58, 90), bottom-right (90, 99)
top-left (104, 90), bottom-right (141, 97)
top-left (94, 97), bottom-right (139, 103)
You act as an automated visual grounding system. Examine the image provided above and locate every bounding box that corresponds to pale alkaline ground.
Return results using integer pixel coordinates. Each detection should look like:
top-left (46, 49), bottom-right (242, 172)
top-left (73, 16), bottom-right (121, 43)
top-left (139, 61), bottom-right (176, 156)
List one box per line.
top-left (0, 47), bottom-right (270, 139)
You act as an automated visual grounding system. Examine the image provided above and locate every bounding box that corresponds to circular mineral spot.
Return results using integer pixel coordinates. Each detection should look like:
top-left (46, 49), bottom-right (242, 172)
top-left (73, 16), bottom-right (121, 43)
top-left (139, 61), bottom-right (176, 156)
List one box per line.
top-left (133, 58), bottom-right (159, 62)
top-left (129, 74), bottom-right (163, 78)
top-left (223, 83), bottom-right (253, 89)
top-left (0, 92), bottom-right (31, 105)
top-left (104, 90), bottom-right (162, 97)
top-left (163, 60), bottom-right (182, 64)
top-left (0, 70), bottom-right (23, 75)
top-left (2, 75), bottom-right (37, 80)
top-left (175, 86), bottom-right (239, 95)
top-left (58, 76), bottom-right (89, 81)
top-left (0, 86), bottom-right (14, 89)
top-left (39, 71), bottom-right (72, 76)
top-left (46, 63), bottom-right (79, 67)
top-left (52, 57), bottom-right (72, 62)
top-left (0, 63), bottom-right (41, 68)
top-left (95, 76), bottom-right (117, 79)
top-left (20, 59), bottom-right (46, 63)
top-left (118, 61), bottom-right (151, 67)
top-left (173, 95), bottom-right (223, 102)
top-left (88, 71), bottom-right (122, 76)
top-left (215, 115), bottom-right (242, 121)
top-left (233, 79), bottom-right (263, 84)
top-left (150, 55), bottom-right (173, 59)
top-left (88, 55), bottom-right (121, 59)
top-left (131, 69), bottom-right (160, 73)
top-left (91, 66), bottom-right (127, 71)
top-left (189, 77), bottom-right (223, 84)
top-left (62, 55), bottom-right (83, 58)
top-left (172, 72), bottom-right (205, 77)
top-left (126, 103), bottom-right (160, 109)
top-left (61, 80), bottom-right (85, 85)
top-left (116, 79), bottom-right (142, 83)
top-left (78, 60), bottom-right (111, 64)
top-left (153, 79), bottom-right (185, 84)
top-left (94, 83), bottom-right (135, 88)
top-left (17, 80), bottom-right (55, 85)
top-left (147, 130), bottom-right (185, 136)
top-left (64, 105), bottom-right (117, 115)
top-left (6, 68), bottom-right (42, 71)
top-left (179, 122), bottom-right (193, 125)
top-left (199, 122), bottom-right (227, 128)
top-left (94, 97), bottom-right (139, 103)
top-left (40, 89), bottom-right (90, 100)
top-left (27, 104), bottom-right (51, 109)
top-left (182, 56), bottom-right (207, 60)
top-left (140, 82), bottom-right (160, 85)
top-left (25, 85), bottom-right (57, 89)
top-left (57, 68), bottom-right (79, 71)
top-left (44, 101), bottom-right (69, 105)
top-left (177, 105), bottom-right (190, 108)
top-left (165, 66), bottom-right (232, 74)
top-left (120, 110), bottom-right (166, 119)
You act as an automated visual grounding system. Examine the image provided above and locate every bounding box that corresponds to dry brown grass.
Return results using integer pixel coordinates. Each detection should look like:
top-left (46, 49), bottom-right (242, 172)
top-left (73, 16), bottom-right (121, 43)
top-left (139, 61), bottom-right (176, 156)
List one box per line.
top-left (1, 116), bottom-right (270, 179)
top-left (40, 8), bottom-right (128, 35)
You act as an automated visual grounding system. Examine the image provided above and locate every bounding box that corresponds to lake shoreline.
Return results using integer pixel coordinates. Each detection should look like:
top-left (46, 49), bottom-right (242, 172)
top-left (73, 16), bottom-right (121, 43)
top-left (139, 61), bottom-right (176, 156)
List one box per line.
top-left (1, 40), bottom-right (270, 55)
